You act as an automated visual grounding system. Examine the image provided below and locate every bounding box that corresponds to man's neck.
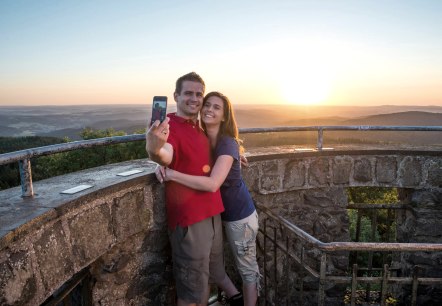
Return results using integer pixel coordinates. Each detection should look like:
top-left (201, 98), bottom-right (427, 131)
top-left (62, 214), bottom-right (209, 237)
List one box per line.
top-left (176, 111), bottom-right (198, 123)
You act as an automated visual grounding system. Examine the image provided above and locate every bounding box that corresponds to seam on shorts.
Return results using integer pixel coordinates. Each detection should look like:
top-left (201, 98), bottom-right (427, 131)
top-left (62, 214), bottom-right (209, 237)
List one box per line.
top-left (233, 223), bottom-right (255, 256)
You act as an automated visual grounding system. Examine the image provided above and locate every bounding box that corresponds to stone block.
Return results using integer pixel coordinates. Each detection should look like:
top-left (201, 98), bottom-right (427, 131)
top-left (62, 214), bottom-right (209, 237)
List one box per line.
top-left (0, 249), bottom-right (37, 305)
top-left (259, 161), bottom-right (281, 193)
top-left (414, 217), bottom-right (442, 238)
top-left (34, 220), bottom-right (74, 291)
top-left (147, 184), bottom-right (167, 229)
top-left (141, 229), bottom-right (170, 253)
top-left (68, 203), bottom-right (114, 267)
top-left (332, 156), bottom-right (352, 184)
top-left (376, 156), bottom-right (397, 183)
top-left (410, 190), bottom-right (442, 239)
top-left (260, 176), bottom-right (280, 193)
top-left (427, 161), bottom-right (442, 187)
top-left (282, 159), bottom-right (306, 189)
top-left (411, 189), bottom-right (442, 210)
top-left (353, 158), bottom-right (372, 182)
top-left (113, 189), bottom-right (151, 241)
top-left (242, 162), bottom-right (260, 192)
top-left (398, 157), bottom-right (422, 187)
top-left (308, 158), bottom-right (330, 186)
top-left (304, 190), bottom-right (334, 208)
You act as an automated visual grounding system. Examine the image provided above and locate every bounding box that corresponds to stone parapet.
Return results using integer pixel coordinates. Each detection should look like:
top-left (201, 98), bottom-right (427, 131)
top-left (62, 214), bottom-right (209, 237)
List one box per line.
top-left (0, 147), bottom-right (441, 305)
top-left (1, 159), bottom-right (174, 305)
top-left (243, 147), bottom-right (441, 194)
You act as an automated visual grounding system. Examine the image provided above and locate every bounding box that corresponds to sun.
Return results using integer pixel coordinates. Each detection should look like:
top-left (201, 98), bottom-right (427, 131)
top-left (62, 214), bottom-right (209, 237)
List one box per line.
top-left (280, 79), bottom-right (330, 105)
top-left (267, 37), bottom-right (338, 106)
top-left (280, 72), bottom-right (331, 105)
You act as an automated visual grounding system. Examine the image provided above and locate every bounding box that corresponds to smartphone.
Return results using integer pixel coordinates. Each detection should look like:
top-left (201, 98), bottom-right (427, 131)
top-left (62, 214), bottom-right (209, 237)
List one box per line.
top-left (150, 96), bottom-right (167, 125)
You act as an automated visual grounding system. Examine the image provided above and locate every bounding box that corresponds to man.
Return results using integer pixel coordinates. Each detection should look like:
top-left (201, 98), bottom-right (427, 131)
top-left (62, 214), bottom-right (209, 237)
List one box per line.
top-left (146, 72), bottom-right (242, 306)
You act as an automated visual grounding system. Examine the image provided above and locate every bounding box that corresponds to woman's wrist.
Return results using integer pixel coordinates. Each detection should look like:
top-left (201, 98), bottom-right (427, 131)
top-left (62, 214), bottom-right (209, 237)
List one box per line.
top-left (165, 168), bottom-right (175, 181)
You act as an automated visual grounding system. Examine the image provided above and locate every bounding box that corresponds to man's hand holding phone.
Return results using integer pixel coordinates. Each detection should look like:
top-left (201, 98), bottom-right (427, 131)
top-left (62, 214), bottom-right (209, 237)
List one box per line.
top-left (146, 117), bottom-right (170, 152)
top-left (146, 117), bottom-right (173, 166)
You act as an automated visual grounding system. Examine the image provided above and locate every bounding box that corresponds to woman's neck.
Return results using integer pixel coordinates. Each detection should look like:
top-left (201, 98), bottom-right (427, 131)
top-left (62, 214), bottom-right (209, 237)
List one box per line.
top-left (205, 124), bottom-right (220, 148)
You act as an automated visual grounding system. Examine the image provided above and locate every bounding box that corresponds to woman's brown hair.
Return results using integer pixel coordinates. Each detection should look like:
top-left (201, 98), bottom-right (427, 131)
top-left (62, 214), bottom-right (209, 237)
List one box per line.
top-left (202, 91), bottom-right (244, 153)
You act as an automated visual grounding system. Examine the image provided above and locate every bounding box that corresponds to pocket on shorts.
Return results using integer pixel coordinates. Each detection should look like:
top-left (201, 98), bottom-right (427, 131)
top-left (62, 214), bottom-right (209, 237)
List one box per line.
top-left (233, 223), bottom-right (256, 257)
top-left (171, 225), bottom-right (189, 245)
top-left (174, 260), bottom-right (203, 295)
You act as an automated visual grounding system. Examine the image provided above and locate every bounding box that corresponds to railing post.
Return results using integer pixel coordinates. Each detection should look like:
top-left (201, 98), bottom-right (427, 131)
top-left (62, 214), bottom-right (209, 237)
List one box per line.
top-left (19, 158), bottom-right (34, 197)
top-left (285, 235), bottom-right (289, 306)
top-left (274, 227), bottom-right (278, 303)
top-left (411, 266), bottom-right (419, 306)
top-left (380, 264), bottom-right (390, 306)
top-left (300, 247), bottom-right (305, 304)
top-left (317, 128), bottom-right (323, 151)
top-left (366, 210), bottom-right (377, 300)
top-left (318, 252), bottom-right (327, 306)
top-left (263, 218), bottom-right (267, 305)
top-left (351, 264), bottom-right (358, 306)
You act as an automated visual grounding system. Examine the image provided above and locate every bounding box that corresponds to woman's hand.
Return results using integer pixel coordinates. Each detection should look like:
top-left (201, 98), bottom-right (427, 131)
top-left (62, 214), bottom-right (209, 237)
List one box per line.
top-left (155, 165), bottom-right (166, 183)
top-left (240, 154), bottom-right (249, 168)
top-left (155, 165), bottom-right (174, 183)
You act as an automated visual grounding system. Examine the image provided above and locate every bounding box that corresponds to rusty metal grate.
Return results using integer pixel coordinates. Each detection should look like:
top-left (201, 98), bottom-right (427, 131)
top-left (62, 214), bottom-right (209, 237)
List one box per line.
top-left (256, 203), bottom-right (442, 306)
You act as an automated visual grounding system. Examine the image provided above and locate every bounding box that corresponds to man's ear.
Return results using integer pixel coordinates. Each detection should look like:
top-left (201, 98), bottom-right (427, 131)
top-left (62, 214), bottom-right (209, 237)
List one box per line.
top-left (173, 92), bottom-right (178, 102)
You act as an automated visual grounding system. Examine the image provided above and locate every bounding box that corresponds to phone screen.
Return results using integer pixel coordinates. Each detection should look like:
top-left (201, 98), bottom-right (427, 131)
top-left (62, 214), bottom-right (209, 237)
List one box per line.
top-left (151, 96), bottom-right (167, 125)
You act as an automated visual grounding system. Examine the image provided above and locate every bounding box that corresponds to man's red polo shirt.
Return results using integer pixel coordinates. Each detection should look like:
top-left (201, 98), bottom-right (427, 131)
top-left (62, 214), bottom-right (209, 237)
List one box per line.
top-left (165, 113), bottom-right (224, 229)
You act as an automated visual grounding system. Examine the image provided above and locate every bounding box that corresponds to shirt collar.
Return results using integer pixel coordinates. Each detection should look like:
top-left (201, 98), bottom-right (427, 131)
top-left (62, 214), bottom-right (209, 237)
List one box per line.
top-left (168, 113), bottom-right (200, 127)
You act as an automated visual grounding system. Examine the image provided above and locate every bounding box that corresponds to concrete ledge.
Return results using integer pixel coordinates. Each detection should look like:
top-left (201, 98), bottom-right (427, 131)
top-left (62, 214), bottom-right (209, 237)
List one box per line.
top-left (0, 159), bottom-right (161, 305)
top-left (1, 159), bottom-right (158, 244)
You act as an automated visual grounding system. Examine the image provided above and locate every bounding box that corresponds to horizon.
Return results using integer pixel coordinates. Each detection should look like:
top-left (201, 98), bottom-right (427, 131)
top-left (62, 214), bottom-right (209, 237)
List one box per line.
top-left (1, 1), bottom-right (442, 107)
top-left (1, 103), bottom-right (441, 141)
top-left (1, 103), bottom-right (442, 108)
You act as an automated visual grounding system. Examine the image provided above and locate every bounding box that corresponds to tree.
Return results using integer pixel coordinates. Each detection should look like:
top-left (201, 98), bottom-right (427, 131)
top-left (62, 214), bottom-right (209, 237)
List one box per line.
top-left (1, 128), bottom-right (147, 190)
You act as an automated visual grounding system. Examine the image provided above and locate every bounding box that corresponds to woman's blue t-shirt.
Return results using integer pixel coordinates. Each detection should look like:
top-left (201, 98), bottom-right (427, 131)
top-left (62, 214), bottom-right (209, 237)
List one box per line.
top-left (215, 136), bottom-right (255, 222)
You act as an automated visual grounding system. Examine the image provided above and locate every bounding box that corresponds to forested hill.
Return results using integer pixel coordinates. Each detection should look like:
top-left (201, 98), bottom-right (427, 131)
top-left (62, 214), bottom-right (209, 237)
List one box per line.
top-left (0, 136), bottom-right (63, 154)
top-left (0, 105), bottom-right (441, 140)
top-left (280, 111), bottom-right (442, 127)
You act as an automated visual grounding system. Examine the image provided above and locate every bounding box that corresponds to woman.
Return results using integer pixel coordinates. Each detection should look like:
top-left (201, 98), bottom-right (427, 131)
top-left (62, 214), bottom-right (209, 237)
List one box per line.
top-left (157, 92), bottom-right (260, 306)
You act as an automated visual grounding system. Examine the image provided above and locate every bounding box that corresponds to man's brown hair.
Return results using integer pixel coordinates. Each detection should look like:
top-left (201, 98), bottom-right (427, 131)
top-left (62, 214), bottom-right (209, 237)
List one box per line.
top-left (175, 72), bottom-right (205, 94)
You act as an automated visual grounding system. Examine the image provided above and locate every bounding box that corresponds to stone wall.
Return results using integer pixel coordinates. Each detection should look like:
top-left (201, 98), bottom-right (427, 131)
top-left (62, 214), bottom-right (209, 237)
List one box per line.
top-left (1, 150), bottom-right (441, 305)
top-left (239, 150), bottom-right (442, 305)
top-left (394, 188), bottom-right (442, 305)
top-left (0, 160), bottom-right (175, 306)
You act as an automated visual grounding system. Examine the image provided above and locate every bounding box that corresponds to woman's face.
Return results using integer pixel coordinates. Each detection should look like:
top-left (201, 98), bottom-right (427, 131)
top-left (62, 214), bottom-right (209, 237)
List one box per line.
top-left (201, 96), bottom-right (224, 126)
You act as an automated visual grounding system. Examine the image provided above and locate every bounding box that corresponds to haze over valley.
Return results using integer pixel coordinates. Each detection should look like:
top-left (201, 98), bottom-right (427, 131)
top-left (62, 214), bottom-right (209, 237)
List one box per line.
top-left (0, 104), bottom-right (441, 147)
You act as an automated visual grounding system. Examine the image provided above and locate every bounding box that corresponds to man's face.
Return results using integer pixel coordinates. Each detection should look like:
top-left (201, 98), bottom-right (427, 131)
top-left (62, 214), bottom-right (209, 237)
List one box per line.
top-left (174, 81), bottom-right (204, 120)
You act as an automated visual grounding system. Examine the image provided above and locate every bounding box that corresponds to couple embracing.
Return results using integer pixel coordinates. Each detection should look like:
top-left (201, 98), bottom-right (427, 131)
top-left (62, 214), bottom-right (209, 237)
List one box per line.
top-left (146, 72), bottom-right (259, 306)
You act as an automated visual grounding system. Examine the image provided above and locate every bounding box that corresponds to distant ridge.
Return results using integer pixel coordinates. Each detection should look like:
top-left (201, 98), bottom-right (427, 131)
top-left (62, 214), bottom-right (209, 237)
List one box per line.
top-left (237, 110), bottom-right (442, 128)
top-left (0, 105), bottom-right (440, 140)
top-left (280, 111), bottom-right (442, 127)
top-left (341, 111), bottom-right (442, 126)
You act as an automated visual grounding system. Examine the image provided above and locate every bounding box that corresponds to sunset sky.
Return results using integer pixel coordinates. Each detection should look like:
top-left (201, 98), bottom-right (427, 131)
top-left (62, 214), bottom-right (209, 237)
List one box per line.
top-left (1, 0), bottom-right (441, 107)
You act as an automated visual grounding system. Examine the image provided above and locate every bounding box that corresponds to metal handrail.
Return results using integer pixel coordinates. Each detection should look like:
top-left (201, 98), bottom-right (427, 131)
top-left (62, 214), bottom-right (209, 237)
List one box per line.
top-left (257, 203), bottom-right (442, 306)
top-left (258, 204), bottom-right (442, 252)
top-left (1, 125), bottom-right (441, 197)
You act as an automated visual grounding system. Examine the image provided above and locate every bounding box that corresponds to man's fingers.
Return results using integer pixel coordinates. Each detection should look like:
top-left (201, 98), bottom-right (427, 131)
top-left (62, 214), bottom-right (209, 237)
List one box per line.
top-left (147, 120), bottom-right (161, 134)
top-left (149, 117), bottom-right (169, 133)
top-left (158, 117), bottom-right (170, 130)
top-left (156, 117), bottom-right (170, 136)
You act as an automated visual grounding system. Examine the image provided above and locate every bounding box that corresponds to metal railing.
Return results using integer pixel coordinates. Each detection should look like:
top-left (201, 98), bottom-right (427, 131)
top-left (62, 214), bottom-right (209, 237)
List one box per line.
top-left (1, 125), bottom-right (441, 197)
top-left (257, 204), bottom-right (442, 306)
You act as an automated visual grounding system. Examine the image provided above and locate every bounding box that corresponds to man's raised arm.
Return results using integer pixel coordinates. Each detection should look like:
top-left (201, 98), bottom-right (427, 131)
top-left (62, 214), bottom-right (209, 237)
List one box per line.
top-left (146, 117), bottom-right (173, 166)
